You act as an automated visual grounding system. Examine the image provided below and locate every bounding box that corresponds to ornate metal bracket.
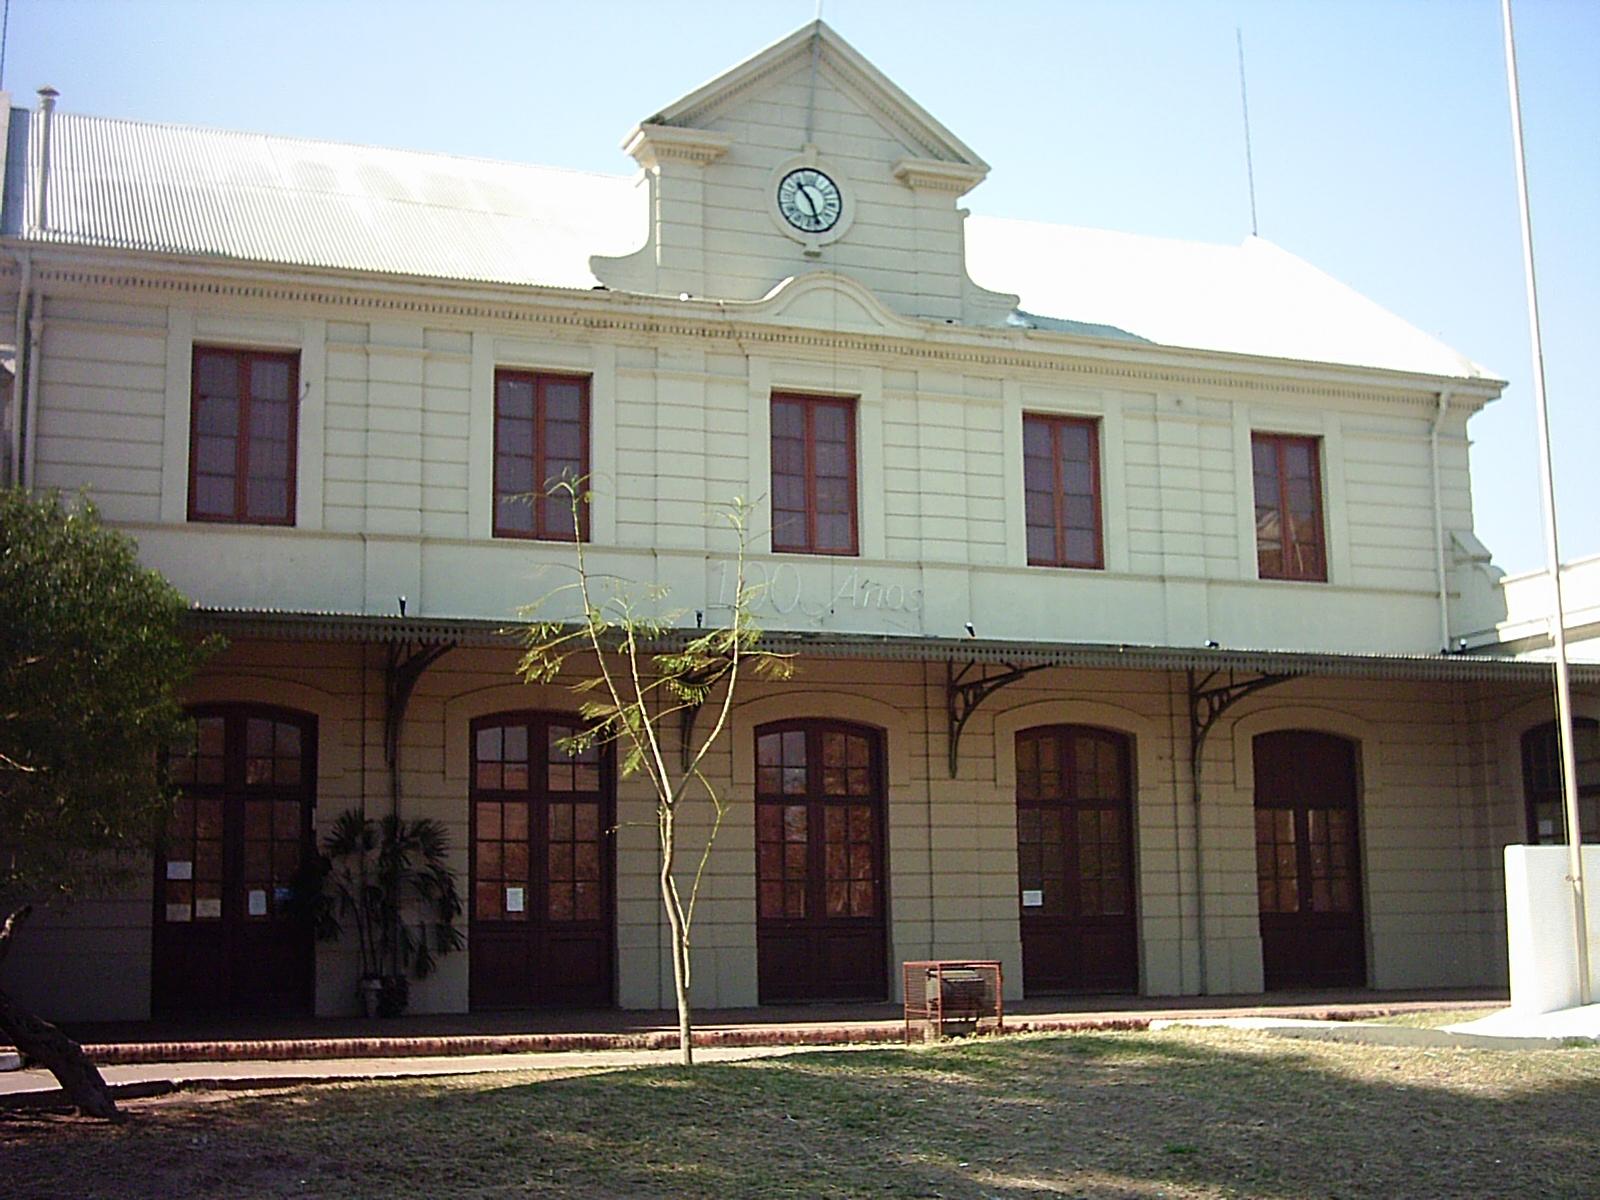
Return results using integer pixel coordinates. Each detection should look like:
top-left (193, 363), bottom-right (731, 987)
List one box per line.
top-left (946, 660), bottom-right (1051, 778)
top-left (384, 640), bottom-right (455, 772)
top-left (1186, 667), bottom-right (1290, 799)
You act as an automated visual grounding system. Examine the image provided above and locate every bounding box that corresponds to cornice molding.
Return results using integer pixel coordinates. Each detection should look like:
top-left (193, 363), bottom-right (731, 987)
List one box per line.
top-left (0, 254), bottom-right (1500, 412)
top-left (622, 123), bottom-right (732, 169)
top-left (893, 158), bottom-right (988, 193)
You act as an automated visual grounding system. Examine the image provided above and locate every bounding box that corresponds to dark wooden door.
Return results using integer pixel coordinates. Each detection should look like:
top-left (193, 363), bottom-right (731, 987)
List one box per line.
top-left (470, 713), bottom-right (613, 1009)
top-left (1015, 726), bottom-right (1138, 993)
top-left (1254, 730), bottom-right (1366, 989)
top-left (756, 722), bottom-right (887, 1003)
top-left (153, 707), bottom-right (316, 1016)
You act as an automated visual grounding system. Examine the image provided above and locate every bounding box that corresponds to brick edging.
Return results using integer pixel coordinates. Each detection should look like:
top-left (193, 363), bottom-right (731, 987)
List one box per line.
top-left (21, 1003), bottom-right (1487, 1066)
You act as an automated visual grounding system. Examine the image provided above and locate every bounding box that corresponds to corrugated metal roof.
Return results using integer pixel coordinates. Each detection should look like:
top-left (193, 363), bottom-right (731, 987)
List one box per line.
top-left (4, 110), bottom-right (643, 289)
top-left (185, 608), bottom-right (1598, 685)
top-left (1, 107), bottom-right (1496, 380)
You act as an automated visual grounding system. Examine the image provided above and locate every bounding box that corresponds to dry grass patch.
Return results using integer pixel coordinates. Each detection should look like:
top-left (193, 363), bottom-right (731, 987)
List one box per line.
top-left (3, 1028), bottom-right (1596, 1199)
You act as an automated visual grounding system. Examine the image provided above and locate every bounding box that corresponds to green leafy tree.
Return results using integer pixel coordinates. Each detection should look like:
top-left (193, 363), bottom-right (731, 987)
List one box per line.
top-left (520, 481), bottom-right (791, 1065)
top-left (0, 489), bottom-right (211, 1118)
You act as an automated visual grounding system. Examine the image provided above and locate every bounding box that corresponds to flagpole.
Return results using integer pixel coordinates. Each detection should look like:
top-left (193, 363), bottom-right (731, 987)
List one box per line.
top-left (1501, 0), bottom-right (1590, 1006)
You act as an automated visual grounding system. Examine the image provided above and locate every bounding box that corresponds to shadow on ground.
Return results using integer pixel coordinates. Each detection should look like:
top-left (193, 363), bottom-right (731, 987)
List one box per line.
top-left (4, 1029), bottom-right (1595, 1199)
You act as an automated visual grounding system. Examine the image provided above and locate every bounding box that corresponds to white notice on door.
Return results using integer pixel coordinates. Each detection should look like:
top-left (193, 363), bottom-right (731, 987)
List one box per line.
top-left (505, 886), bottom-right (525, 913)
top-left (247, 889), bottom-right (268, 916)
top-left (195, 898), bottom-right (222, 919)
top-left (166, 860), bottom-right (193, 880)
top-left (1021, 889), bottom-right (1044, 908)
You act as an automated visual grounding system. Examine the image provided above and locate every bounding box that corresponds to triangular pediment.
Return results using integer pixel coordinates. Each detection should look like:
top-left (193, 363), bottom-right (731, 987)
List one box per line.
top-left (649, 20), bottom-right (986, 169)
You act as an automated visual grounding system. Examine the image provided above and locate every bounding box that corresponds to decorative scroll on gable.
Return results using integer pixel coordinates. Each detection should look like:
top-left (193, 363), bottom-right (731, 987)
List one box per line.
top-left (592, 20), bottom-right (1018, 328)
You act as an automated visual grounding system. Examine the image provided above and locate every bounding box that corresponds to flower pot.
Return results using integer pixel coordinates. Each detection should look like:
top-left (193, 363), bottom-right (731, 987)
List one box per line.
top-left (357, 976), bottom-right (385, 1019)
top-left (377, 974), bottom-right (410, 1018)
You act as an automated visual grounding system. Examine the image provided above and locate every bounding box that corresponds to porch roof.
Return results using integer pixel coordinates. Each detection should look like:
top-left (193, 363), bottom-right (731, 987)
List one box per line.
top-left (185, 608), bottom-right (1600, 686)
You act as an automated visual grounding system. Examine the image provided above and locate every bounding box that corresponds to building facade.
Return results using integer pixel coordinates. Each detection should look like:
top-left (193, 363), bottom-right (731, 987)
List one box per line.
top-left (3, 23), bottom-right (1597, 1020)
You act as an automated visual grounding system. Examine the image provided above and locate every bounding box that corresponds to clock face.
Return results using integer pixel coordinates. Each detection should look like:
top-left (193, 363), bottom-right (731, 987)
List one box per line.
top-left (777, 168), bottom-right (842, 233)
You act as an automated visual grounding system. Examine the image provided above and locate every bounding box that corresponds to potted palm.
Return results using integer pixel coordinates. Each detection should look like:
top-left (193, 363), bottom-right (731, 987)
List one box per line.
top-left (305, 809), bottom-right (464, 1017)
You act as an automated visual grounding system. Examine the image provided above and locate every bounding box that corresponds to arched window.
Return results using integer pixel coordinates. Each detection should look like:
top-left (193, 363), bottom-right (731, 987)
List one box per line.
top-left (469, 712), bottom-right (613, 1009)
top-left (1014, 725), bottom-right (1136, 993)
top-left (754, 720), bottom-right (886, 1002)
top-left (1253, 730), bottom-right (1365, 989)
top-left (154, 705), bottom-right (316, 1015)
top-left (1521, 719), bottom-right (1600, 845)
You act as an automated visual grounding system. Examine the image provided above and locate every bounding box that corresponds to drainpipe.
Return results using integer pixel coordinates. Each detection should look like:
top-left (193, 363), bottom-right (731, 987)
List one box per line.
top-left (1429, 389), bottom-right (1453, 652)
top-left (8, 250), bottom-right (27, 486)
top-left (19, 87), bottom-right (55, 492)
top-left (22, 301), bottom-right (40, 490)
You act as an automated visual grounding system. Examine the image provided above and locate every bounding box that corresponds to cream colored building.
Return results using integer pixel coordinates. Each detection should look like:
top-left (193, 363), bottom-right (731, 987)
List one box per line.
top-left (3, 23), bottom-right (1596, 1020)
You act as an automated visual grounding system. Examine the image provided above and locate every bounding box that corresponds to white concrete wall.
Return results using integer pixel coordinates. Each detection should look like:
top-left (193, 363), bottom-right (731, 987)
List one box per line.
top-left (0, 642), bottom-right (1528, 1020)
top-left (13, 281), bottom-right (1492, 660)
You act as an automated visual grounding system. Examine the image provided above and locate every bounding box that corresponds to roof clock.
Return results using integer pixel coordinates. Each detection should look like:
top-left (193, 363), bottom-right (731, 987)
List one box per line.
top-left (777, 167), bottom-right (842, 233)
top-left (768, 151), bottom-right (855, 255)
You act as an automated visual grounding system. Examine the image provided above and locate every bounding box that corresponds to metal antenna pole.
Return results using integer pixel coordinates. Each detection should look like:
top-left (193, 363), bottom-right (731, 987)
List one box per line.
top-left (1502, 0), bottom-right (1590, 1005)
top-left (1236, 27), bottom-right (1259, 237)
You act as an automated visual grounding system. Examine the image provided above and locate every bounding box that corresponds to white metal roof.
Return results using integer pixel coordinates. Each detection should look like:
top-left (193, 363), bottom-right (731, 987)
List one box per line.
top-left (2, 107), bottom-right (1494, 380)
top-left (3, 110), bottom-right (643, 289)
top-left (965, 216), bottom-right (1493, 380)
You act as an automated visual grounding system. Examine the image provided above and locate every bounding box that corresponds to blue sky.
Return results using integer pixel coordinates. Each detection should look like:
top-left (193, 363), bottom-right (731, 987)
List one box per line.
top-left (5, 0), bottom-right (1594, 576)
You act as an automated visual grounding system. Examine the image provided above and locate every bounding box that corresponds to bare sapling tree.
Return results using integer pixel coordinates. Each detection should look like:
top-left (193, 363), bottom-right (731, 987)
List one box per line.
top-left (519, 479), bottom-right (790, 1065)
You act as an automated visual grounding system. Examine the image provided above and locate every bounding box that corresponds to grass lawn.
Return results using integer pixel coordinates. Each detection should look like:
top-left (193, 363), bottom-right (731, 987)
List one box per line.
top-left (4, 1027), bottom-right (1597, 1199)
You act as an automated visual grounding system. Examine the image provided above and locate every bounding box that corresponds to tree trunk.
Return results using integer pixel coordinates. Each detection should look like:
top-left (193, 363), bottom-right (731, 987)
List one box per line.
top-left (659, 809), bottom-right (694, 1066)
top-left (0, 906), bottom-right (124, 1121)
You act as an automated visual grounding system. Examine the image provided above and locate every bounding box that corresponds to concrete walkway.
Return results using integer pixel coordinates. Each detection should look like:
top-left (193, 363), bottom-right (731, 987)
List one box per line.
top-left (0, 988), bottom-right (1508, 1109)
top-left (0, 1042), bottom-right (860, 1106)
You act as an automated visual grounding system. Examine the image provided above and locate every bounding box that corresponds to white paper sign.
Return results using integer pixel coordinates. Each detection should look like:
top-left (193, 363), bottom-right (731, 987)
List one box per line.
top-left (247, 888), bottom-right (268, 916)
top-left (1021, 889), bottom-right (1044, 908)
top-left (166, 860), bottom-right (193, 880)
top-left (165, 903), bottom-right (192, 923)
top-left (505, 886), bottom-right (526, 913)
top-left (195, 898), bottom-right (222, 919)
top-left (1539, 819), bottom-right (1555, 837)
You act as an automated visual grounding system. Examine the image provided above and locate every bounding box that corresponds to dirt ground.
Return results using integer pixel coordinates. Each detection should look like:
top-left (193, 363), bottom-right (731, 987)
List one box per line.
top-left (4, 1028), bottom-right (1597, 1199)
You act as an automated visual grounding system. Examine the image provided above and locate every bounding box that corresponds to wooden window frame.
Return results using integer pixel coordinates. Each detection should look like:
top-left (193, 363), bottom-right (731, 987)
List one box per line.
top-left (1022, 413), bottom-right (1104, 569)
top-left (770, 393), bottom-right (859, 557)
top-left (492, 370), bottom-right (591, 542)
top-left (1521, 718), bottom-right (1600, 846)
top-left (1251, 432), bottom-right (1327, 582)
top-left (187, 346), bottom-right (300, 526)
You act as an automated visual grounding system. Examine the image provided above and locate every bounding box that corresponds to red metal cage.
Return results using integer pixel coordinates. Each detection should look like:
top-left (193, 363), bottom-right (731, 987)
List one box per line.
top-left (902, 960), bottom-right (1004, 1042)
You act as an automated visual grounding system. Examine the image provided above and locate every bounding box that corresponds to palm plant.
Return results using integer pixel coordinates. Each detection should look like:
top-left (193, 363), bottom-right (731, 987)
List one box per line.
top-left (309, 809), bottom-right (464, 1015)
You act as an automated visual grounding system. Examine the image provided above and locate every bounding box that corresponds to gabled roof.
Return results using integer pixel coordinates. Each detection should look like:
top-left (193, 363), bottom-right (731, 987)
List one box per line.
top-left (0, 108), bottom-right (642, 289)
top-left (0, 103), bottom-right (1496, 382)
top-left (967, 216), bottom-right (1496, 380)
top-left (648, 20), bottom-right (987, 169)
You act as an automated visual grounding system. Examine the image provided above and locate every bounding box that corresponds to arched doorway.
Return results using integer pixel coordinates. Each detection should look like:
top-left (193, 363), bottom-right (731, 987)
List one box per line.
top-left (153, 705), bottom-right (316, 1015)
top-left (469, 712), bottom-right (614, 1009)
top-left (1014, 725), bottom-right (1137, 993)
top-left (1253, 730), bottom-right (1366, 989)
top-left (755, 720), bottom-right (887, 1002)
top-left (1521, 718), bottom-right (1600, 844)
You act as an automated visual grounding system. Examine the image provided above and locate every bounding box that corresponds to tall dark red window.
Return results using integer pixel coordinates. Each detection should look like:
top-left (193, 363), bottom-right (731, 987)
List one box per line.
top-left (1252, 433), bottom-right (1326, 581)
top-left (188, 347), bottom-right (298, 525)
top-left (771, 394), bottom-right (857, 555)
top-left (493, 371), bottom-right (589, 540)
top-left (1022, 414), bottom-right (1102, 568)
top-left (1521, 719), bottom-right (1600, 845)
